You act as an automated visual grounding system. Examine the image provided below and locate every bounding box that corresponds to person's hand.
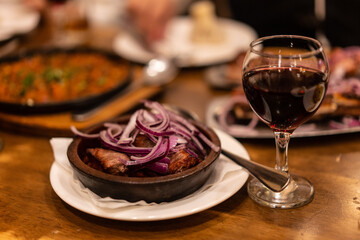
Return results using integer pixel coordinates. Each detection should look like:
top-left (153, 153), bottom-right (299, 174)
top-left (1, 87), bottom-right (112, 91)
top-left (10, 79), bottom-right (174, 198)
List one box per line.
top-left (127, 0), bottom-right (175, 46)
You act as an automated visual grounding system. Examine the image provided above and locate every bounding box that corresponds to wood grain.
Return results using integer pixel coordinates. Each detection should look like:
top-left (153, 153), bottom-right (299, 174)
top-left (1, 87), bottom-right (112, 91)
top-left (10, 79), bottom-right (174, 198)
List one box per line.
top-left (1, 119), bottom-right (360, 240)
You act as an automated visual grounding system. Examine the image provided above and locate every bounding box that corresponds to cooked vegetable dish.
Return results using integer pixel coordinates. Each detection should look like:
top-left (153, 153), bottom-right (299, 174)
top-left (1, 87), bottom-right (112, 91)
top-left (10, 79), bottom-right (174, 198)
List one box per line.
top-left (0, 51), bottom-right (129, 105)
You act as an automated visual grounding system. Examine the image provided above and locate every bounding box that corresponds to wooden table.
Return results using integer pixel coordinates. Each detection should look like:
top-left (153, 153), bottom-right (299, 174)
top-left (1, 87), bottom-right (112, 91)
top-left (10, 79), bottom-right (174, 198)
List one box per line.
top-left (0, 11), bottom-right (360, 240)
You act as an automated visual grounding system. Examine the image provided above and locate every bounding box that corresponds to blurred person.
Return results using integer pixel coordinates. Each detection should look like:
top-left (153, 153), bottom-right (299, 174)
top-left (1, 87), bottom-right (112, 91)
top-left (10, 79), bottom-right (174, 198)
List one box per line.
top-left (126, 0), bottom-right (176, 46)
top-left (126, 0), bottom-right (193, 46)
top-left (23, 0), bottom-right (190, 47)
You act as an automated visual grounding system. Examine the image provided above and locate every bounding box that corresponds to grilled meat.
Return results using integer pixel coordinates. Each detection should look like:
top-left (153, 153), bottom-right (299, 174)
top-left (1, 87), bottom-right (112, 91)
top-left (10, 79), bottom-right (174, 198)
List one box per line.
top-left (84, 135), bottom-right (203, 176)
top-left (86, 148), bottom-right (129, 175)
top-left (168, 149), bottom-right (201, 174)
top-left (133, 134), bottom-right (155, 148)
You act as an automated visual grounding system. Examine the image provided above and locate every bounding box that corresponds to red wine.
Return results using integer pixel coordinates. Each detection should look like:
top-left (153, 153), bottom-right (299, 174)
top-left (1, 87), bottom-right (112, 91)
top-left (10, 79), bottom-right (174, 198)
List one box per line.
top-left (243, 67), bottom-right (327, 132)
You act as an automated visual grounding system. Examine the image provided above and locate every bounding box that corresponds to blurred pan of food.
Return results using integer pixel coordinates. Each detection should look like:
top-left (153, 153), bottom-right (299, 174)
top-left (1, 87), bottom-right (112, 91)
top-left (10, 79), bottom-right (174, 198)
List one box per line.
top-left (0, 48), bottom-right (131, 114)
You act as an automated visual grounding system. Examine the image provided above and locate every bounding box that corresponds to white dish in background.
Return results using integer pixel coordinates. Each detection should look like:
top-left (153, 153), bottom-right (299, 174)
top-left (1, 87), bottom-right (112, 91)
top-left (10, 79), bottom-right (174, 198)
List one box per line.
top-left (49, 129), bottom-right (249, 221)
top-left (0, 2), bottom-right (40, 41)
top-left (206, 96), bottom-right (360, 139)
top-left (113, 17), bottom-right (257, 67)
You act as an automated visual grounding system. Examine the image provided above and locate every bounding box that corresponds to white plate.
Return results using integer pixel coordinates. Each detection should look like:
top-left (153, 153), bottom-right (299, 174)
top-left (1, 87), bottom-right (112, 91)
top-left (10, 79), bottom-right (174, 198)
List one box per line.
top-left (0, 3), bottom-right (40, 41)
top-left (49, 129), bottom-right (249, 221)
top-left (206, 96), bottom-right (360, 139)
top-left (113, 17), bottom-right (257, 67)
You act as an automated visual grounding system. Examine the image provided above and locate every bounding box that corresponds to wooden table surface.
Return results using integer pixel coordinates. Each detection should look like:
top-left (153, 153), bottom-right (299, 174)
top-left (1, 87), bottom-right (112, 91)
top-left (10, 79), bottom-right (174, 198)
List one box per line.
top-left (0, 11), bottom-right (360, 240)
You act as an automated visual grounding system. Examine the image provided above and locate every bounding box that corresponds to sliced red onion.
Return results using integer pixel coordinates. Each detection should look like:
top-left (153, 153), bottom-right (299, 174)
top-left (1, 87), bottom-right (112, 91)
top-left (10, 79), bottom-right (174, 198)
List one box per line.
top-left (170, 144), bottom-right (186, 153)
top-left (118, 111), bottom-right (139, 144)
top-left (104, 129), bottom-right (119, 143)
top-left (146, 161), bottom-right (168, 174)
top-left (329, 120), bottom-right (347, 129)
top-left (142, 109), bottom-right (158, 123)
top-left (131, 129), bottom-right (140, 143)
top-left (71, 100), bottom-right (220, 175)
top-left (144, 132), bottom-right (158, 143)
top-left (343, 116), bottom-right (360, 127)
top-left (70, 126), bottom-right (99, 139)
top-left (129, 137), bottom-right (170, 165)
top-left (104, 124), bottom-right (123, 143)
top-left (136, 117), bottom-right (174, 136)
top-left (100, 131), bottom-right (152, 154)
top-left (143, 100), bottom-right (170, 131)
top-left (329, 116), bottom-right (360, 129)
top-left (190, 134), bottom-right (206, 155)
top-left (135, 102), bottom-right (172, 136)
top-left (129, 136), bottom-right (164, 162)
top-left (117, 154), bottom-right (131, 165)
top-left (104, 123), bottom-right (123, 138)
top-left (157, 157), bottom-right (170, 164)
top-left (169, 122), bottom-right (192, 139)
top-left (176, 136), bottom-right (187, 144)
top-left (169, 135), bottom-right (179, 149)
top-left (169, 111), bottom-right (198, 134)
top-left (184, 147), bottom-right (199, 158)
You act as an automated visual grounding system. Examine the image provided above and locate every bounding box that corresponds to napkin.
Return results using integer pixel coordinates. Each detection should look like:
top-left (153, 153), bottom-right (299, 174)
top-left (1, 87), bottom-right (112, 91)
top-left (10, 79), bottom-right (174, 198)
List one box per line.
top-left (50, 138), bottom-right (244, 209)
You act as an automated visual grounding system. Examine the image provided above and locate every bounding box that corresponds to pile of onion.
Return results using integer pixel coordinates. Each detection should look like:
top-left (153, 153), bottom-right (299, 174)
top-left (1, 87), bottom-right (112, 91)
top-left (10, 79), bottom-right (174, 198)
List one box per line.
top-left (329, 116), bottom-right (360, 129)
top-left (71, 100), bottom-right (220, 175)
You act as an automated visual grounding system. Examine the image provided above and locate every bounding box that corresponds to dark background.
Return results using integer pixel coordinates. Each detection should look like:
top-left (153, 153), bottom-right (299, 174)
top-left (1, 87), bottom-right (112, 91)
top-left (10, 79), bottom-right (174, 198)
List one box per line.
top-left (212, 0), bottom-right (360, 47)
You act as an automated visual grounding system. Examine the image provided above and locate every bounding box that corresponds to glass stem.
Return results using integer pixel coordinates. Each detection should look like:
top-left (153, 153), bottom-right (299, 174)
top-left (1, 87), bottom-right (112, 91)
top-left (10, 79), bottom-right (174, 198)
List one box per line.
top-left (274, 132), bottom-right (291, 173)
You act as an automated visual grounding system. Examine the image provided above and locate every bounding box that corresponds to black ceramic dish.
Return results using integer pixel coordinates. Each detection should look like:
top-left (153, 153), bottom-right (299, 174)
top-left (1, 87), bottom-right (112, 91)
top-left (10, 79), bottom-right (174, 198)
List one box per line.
top-left (67, 115), bottom-right (221, 203)
top-left (0, 48), bottom-right (132, 114)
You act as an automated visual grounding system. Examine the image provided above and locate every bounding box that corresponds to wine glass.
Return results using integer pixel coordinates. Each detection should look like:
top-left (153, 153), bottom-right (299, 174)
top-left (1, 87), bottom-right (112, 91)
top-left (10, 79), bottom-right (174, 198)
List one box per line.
top-left (242, 35), bottom-right (329, 208)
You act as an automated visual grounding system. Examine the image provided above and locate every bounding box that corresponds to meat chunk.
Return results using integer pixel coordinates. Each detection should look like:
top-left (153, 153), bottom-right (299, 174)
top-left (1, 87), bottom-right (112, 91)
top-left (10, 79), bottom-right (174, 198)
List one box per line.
top-left (86, 148), bottom-right (130, 175)
top-left (83, 154), bottom-right (103, 171)
top-left (133, 134), bottom-right (155, 148)
top-left (168, 149), bottom-right (201, 174)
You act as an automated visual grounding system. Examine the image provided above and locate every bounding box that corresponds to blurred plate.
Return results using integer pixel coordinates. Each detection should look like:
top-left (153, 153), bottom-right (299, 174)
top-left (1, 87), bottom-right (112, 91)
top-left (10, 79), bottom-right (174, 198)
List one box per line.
top-left (206, 96), bottom-right (360, 139)
top-left (113, 17), bottom-right (257, 67)
top-left (0, 48), bottom-right (132, 114)
top-left (205, 51), bottom-right (246, 89)
top-left (0, 2), bottom-right (40, 42)
top-left (205, 64), bottom-right (241, 90)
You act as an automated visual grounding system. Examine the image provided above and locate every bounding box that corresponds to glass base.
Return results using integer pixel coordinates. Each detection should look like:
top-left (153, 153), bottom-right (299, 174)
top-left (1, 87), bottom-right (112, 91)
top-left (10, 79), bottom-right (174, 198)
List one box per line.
top-left (247, 174), bottom-right (314, 209)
